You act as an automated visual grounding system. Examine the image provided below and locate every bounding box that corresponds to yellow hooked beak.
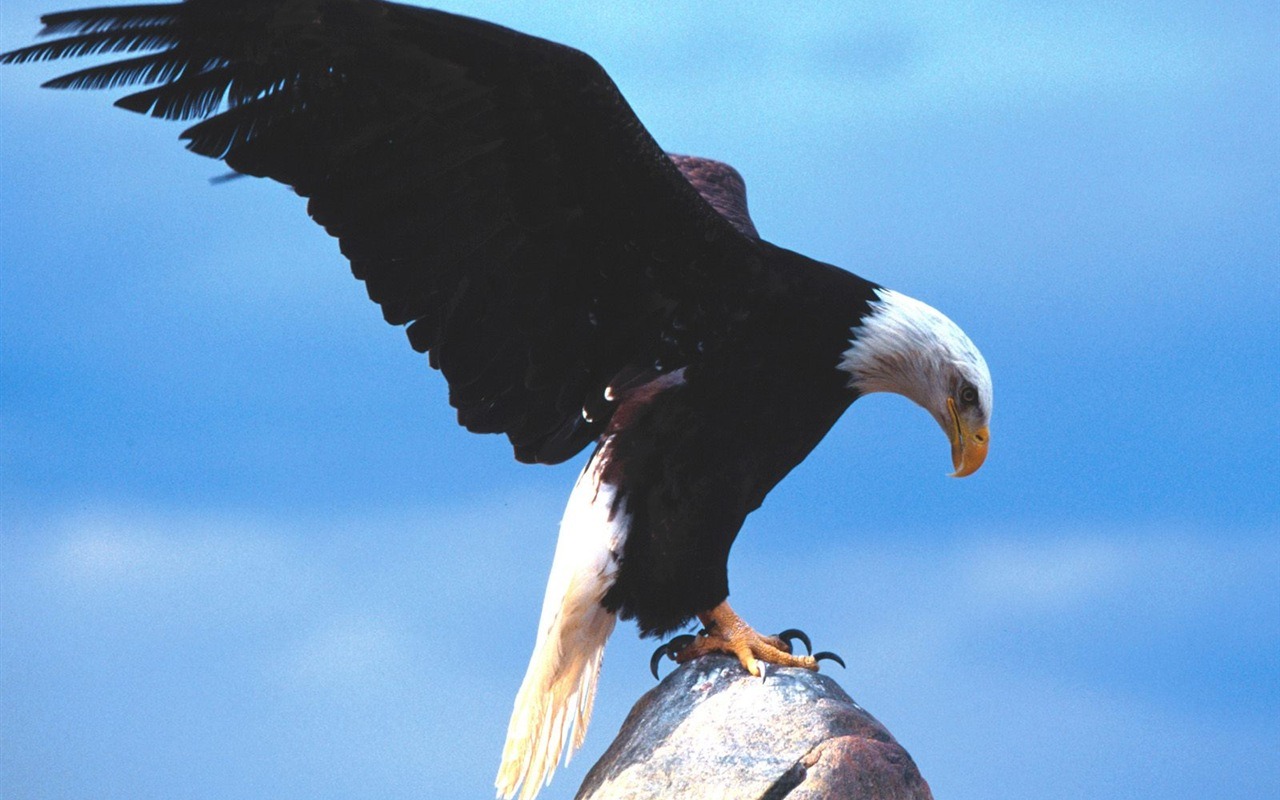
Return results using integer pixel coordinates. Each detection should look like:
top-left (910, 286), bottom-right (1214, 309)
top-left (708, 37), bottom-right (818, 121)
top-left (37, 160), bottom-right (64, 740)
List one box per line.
top-left (947, 397), bottom-right (989, 478)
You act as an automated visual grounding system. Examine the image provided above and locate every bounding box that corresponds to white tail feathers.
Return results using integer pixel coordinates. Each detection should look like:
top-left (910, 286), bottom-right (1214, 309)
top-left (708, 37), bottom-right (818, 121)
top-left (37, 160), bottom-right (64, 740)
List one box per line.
top-left (495, 442), bottom-right (628, 800)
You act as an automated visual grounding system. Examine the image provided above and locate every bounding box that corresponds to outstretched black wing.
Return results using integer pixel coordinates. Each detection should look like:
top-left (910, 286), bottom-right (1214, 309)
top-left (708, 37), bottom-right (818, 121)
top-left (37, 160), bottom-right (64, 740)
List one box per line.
top-left (1, 0), bottom-right (769, 463)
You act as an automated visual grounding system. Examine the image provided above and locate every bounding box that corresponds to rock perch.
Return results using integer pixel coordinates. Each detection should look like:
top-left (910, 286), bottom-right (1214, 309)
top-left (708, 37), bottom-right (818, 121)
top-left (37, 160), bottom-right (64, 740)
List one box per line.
top-left (577, 654), bottom-right (932, 800)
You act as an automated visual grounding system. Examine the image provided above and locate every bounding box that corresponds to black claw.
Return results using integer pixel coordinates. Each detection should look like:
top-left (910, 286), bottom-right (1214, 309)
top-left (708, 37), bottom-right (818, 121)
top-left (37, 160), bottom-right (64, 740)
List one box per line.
top-left (813, 651), bottom-right (846, 669)
top-left (776, 628), bottom-right (812, 655)
top-left (649, 646), bottom-right (666, 679)
top-left (649, 634), bottom-right (697, 679)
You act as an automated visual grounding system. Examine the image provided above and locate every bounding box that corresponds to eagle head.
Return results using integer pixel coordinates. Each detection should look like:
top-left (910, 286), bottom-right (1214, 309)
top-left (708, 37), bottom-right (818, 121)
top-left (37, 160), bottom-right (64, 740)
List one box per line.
top-left (839, 289), bottom-right (992, 477)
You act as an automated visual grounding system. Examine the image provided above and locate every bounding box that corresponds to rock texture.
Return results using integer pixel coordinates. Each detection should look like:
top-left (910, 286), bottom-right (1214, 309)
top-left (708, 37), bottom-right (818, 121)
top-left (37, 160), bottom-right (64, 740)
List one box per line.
top-left (576, 654), bottom-right (932, 800)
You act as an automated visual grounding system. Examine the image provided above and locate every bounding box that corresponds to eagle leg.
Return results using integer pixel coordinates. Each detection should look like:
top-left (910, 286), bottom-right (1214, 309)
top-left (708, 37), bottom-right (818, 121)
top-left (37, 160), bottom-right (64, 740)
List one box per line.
top-left (672, 601), bottom-right (834, 677)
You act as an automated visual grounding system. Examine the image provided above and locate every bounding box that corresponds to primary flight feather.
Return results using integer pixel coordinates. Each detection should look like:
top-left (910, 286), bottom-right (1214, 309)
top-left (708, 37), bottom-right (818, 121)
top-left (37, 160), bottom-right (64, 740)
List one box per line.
top-left (1, 2), bottom-right (993, 798)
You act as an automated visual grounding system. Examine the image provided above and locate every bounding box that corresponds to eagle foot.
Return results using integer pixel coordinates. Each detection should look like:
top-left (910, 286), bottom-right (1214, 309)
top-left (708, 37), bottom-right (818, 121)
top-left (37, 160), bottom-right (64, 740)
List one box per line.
top-left (648, 601), bottom-right (845, 679)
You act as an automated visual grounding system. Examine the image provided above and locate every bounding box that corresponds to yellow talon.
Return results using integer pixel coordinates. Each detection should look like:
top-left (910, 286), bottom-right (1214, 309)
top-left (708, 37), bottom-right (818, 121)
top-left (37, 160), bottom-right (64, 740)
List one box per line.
top-left (673, 601), bottom-right (821, 673)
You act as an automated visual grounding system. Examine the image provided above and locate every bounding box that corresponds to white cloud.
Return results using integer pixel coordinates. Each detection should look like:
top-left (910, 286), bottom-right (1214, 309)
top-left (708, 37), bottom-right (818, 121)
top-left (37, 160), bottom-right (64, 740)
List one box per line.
top-left (3, 501), bottom-right (1277, 800)
top-left (958, 535), bottom-right (1132, 609)
top-left (280, 613), bottom-right (415, 692)
top-left (728, 520), bottom-right (1279, 799)
top-left (46, 509), bottom-right (291, 591)
top-left (730, 518), bottom-right (1278, 700)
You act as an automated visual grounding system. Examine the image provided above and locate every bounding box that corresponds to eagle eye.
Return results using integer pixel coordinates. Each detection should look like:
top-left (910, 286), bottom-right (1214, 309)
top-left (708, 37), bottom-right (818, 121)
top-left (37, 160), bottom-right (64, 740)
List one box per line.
top-left (959, 385), bottom-right (978, 406)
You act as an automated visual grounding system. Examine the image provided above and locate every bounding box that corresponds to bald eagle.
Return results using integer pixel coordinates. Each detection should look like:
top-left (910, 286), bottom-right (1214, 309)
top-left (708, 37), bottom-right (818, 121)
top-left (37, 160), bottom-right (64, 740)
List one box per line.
top-left (1, 3), bottom-right (993, 798)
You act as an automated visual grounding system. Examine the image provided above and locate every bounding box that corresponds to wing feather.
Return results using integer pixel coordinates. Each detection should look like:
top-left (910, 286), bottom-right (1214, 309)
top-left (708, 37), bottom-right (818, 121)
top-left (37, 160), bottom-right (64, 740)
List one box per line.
top-left (1, 0), bottom-right (769, 463)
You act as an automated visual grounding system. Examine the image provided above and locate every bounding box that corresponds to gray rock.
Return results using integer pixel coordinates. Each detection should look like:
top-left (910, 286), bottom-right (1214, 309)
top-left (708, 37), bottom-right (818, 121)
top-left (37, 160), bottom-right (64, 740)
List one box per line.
top-left (576, 654), bottom-right (932, 800)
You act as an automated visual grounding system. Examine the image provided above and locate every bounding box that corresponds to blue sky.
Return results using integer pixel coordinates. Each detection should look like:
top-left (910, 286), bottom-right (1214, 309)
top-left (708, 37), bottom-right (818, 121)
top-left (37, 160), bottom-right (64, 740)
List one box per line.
top-left (1, 1), bottom-right (1277, 798)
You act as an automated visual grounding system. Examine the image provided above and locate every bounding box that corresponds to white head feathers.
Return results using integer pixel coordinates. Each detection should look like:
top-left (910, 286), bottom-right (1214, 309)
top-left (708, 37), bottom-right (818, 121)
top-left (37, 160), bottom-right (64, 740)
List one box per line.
top-left (839, 289), bottom-right (992, 427)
